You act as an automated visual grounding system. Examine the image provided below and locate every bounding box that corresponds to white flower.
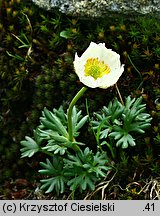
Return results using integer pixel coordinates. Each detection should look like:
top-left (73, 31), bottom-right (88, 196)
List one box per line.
top-left (73, 42), bottom-right (124, 89)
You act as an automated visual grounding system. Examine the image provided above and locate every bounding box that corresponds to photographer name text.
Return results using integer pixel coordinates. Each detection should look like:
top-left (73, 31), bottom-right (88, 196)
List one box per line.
top-left (2, 202), bottom-right (115, 213)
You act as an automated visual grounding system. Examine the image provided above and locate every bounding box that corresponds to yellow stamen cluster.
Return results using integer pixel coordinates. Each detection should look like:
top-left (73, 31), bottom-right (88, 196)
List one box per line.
top-left (84, 58), bottom-right (110, 80)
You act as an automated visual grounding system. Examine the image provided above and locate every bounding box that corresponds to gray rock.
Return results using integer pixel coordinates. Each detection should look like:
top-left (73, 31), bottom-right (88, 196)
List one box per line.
top-left (31, 0), bottom-right (160, 18)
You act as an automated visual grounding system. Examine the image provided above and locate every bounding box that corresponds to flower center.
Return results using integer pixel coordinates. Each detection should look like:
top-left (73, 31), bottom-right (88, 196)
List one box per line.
top-left (84, 58), bottom-right (111, 80)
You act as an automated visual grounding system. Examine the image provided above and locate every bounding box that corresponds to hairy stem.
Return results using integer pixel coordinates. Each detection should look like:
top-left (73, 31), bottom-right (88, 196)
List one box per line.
top-left (68, 87), bottom-right (87, 142)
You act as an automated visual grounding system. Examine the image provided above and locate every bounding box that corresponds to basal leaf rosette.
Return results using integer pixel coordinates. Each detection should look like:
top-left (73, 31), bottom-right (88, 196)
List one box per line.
top-left (73, 42), bottom-right (124, 88)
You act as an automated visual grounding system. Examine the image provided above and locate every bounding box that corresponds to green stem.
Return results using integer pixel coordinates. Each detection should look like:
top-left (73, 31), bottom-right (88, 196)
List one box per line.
top-left (68, 87), bottom-right (87, 142)
top-left (106, 140), bottom-right (116, 160)
top-left (40, 149), bottom-right (54, 157)
top-left (127, 54), bottom-right (142, 80)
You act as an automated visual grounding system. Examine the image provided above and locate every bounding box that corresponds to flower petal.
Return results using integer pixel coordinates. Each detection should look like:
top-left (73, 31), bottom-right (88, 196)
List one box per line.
top-left (73, 42), bottom-right (124, 89)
